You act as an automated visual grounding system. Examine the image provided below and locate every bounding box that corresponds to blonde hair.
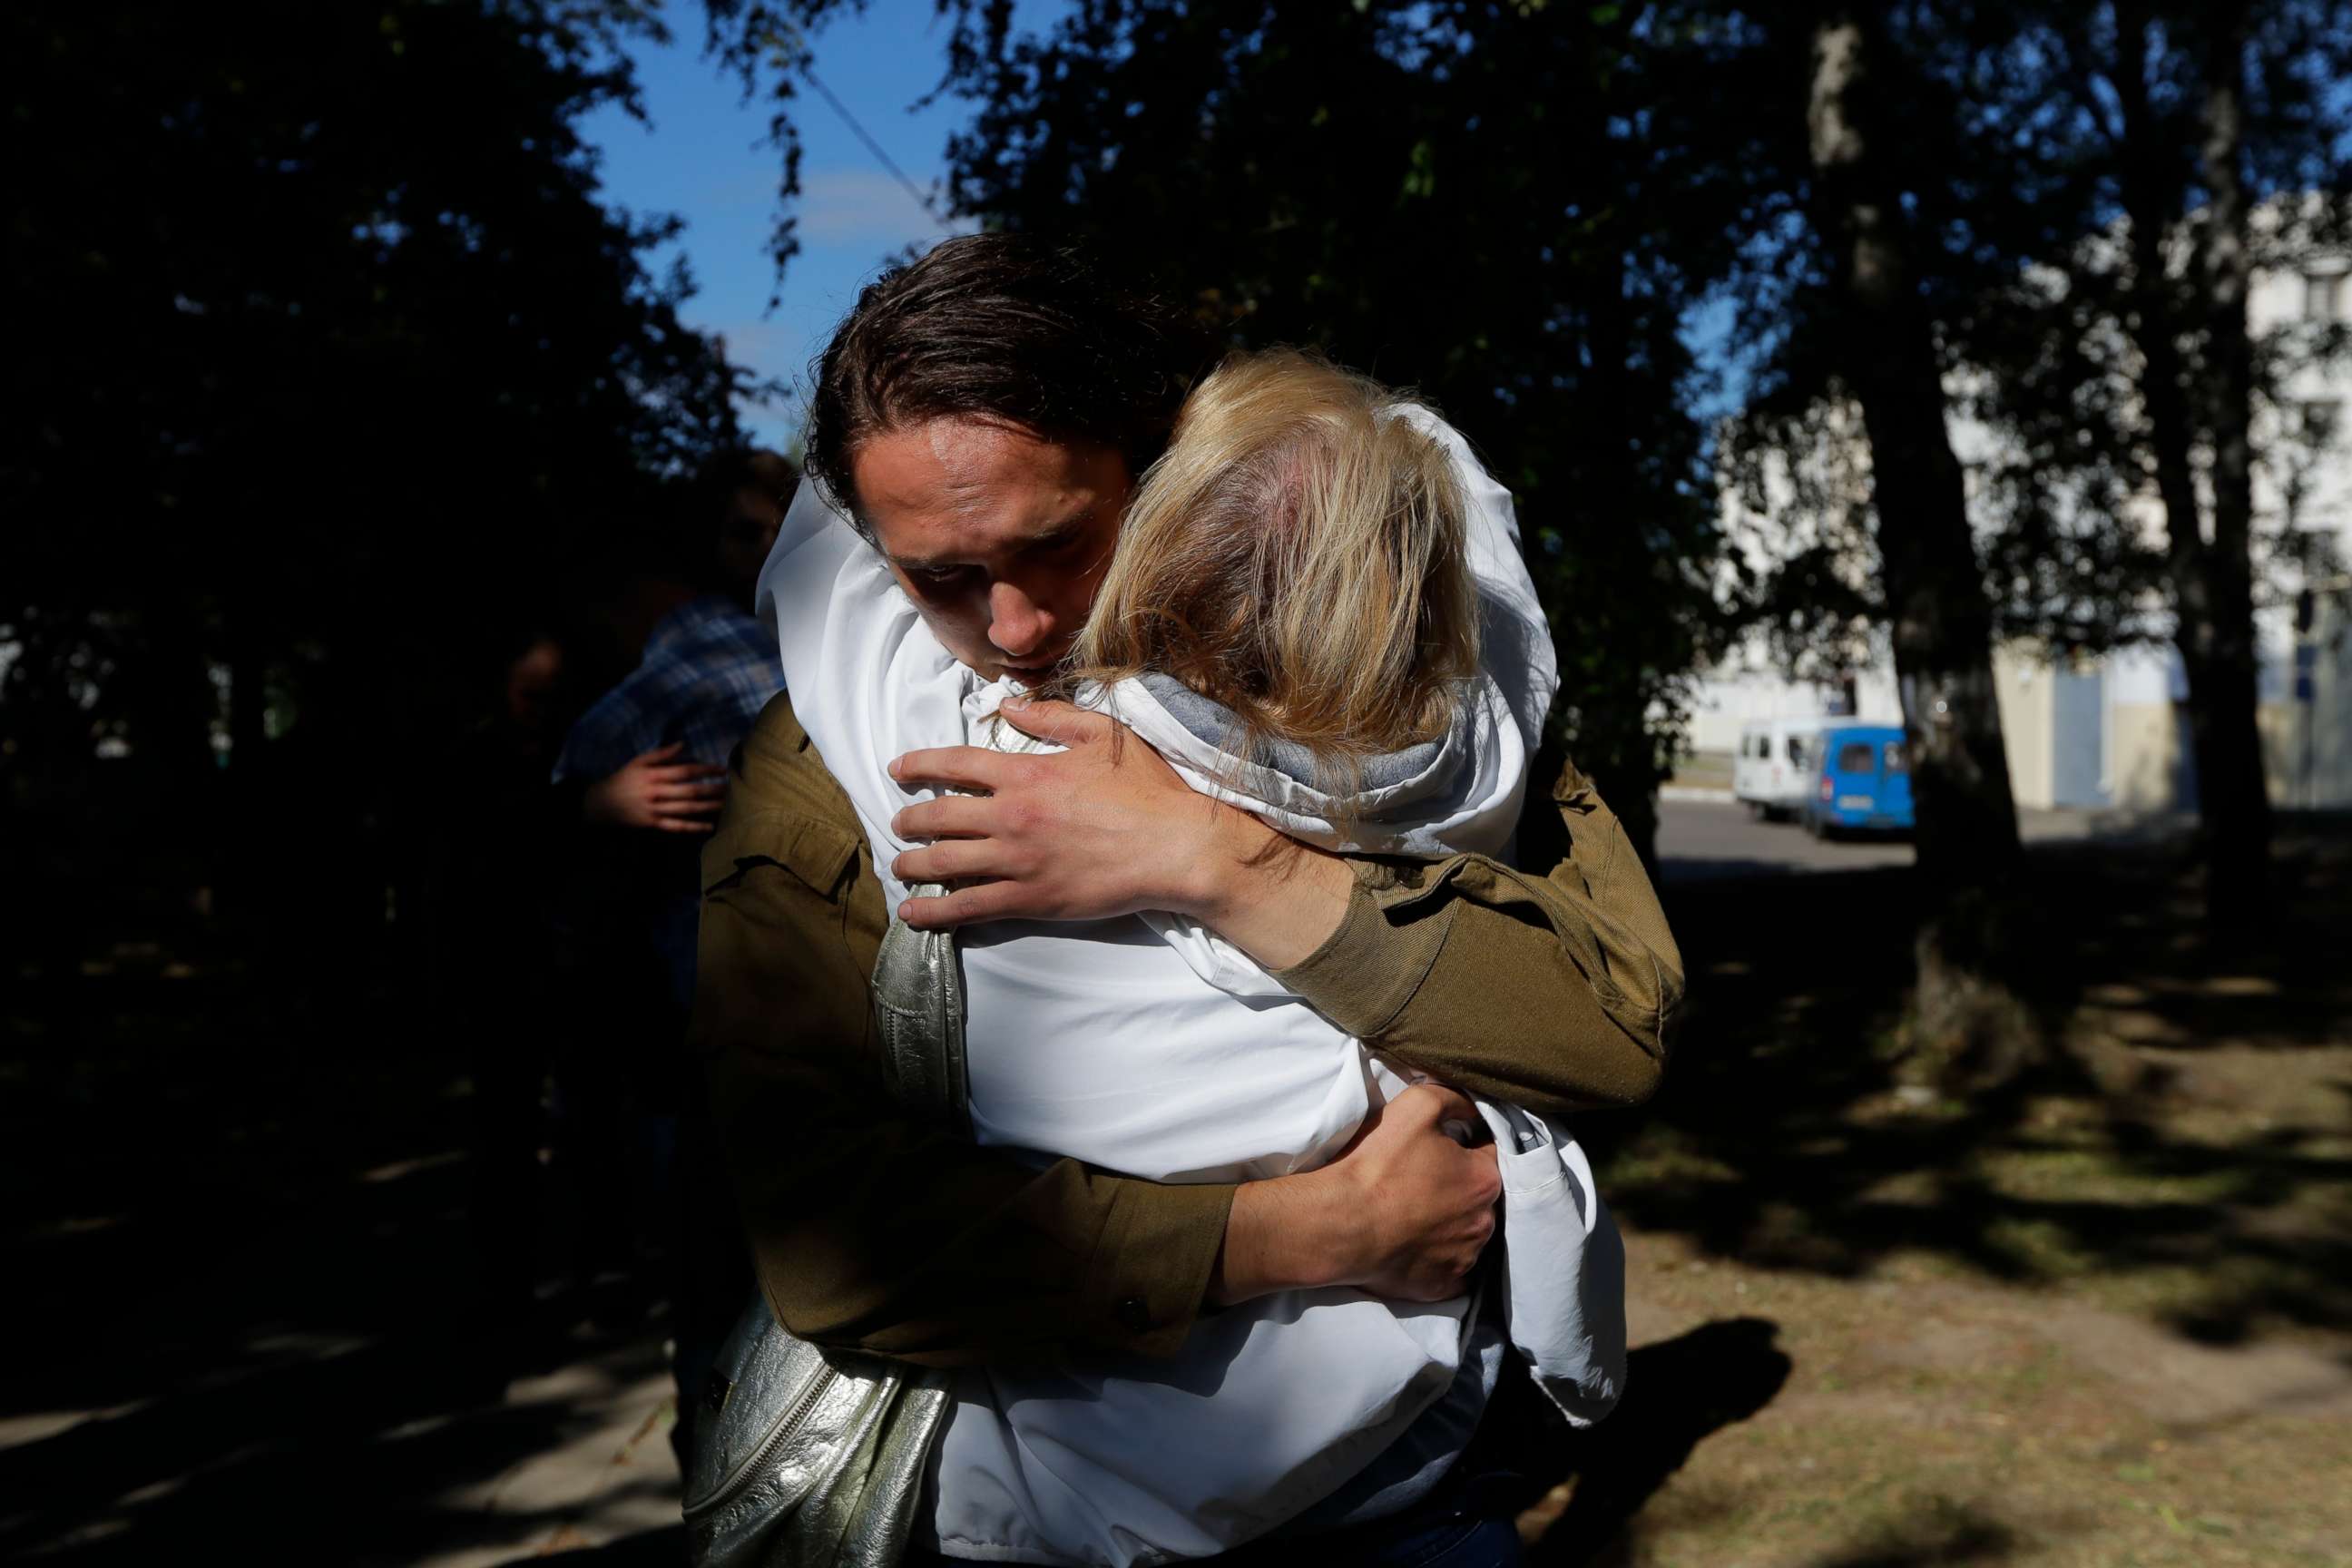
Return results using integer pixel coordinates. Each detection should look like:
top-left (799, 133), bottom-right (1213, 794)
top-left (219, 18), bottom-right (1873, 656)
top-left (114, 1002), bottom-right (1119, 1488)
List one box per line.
top-left (1067, 348), bottom-right (1480, 771)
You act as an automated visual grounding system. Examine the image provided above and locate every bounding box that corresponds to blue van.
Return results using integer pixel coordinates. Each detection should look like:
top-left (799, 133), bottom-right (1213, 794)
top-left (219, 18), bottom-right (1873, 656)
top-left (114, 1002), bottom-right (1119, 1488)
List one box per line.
top-left (1803, 724), bottom-right (1915, 838)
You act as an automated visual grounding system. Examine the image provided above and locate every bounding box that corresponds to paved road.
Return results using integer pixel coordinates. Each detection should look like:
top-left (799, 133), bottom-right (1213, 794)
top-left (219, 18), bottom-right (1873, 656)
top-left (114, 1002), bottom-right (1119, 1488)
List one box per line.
top-left (1654, 798), bottom-right (2194, 884)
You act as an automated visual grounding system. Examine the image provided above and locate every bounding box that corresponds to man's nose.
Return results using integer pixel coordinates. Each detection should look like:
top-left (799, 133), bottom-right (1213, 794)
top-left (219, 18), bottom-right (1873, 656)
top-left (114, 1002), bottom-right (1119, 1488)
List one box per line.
top-left (987, 580), bottom-right (1053, 660)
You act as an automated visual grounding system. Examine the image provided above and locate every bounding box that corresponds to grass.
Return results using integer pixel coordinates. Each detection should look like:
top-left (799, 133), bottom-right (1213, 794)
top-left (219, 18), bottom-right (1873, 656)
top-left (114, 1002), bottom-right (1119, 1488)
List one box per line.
top-left (1507, 818), bottom-right (2352, 1566)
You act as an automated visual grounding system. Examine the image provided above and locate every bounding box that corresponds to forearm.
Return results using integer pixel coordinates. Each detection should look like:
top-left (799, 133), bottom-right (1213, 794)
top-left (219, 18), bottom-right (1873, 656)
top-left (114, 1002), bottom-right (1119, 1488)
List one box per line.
top-left (1280, 867), bottom-right (1663, 1110)
top-left (1179, 814), bottom-right (1357, 970)
top-left (1270, 759), bottom-right (1682, 1116)
top-left (1212, 1082), bottom-right (1501, 1308)
top-left (701, 907), bottom-right (1240, 1365)
top-left (1181, 840), bottom-right (1664, 1114)
top-left (699, 701), bottom-right (1240, 1365)
top-left (1210, 1166), bottom-right (1347, 1305)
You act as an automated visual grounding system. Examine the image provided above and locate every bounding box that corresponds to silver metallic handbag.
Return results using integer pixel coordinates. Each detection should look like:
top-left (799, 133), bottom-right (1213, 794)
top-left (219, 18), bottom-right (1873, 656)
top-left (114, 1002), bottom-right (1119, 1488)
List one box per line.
top-left (684, 887), bottom-right (969, 1568)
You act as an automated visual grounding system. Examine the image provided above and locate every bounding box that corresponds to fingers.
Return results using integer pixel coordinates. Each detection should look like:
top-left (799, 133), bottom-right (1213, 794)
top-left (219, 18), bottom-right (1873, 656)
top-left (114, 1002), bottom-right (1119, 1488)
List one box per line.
top-left (1466, 1142), bottom-right (1503, 1204)
top-left (888, 745), bottom-right (1021, 792)
top-left (1396, 1082), bottom-right (1481, 1128)
top-left (654, 816), bottom-right (718, 835)
top-left (632, 742), bottom-right (686, 765)
top-left (653, 795), bottom-right (725, 819)
top-left (897, 880), bottom-right (1017, 931)
top-left (891, 839), bottom-right (1012, 887)
top-left (650, 779), bottom-right (727, 804)
top-left (892, 794), bottom-right (998, 841)
top-left (647, 761), bottom-right (727, 784)
top-left (995, 696), bottom-right (1115, 749)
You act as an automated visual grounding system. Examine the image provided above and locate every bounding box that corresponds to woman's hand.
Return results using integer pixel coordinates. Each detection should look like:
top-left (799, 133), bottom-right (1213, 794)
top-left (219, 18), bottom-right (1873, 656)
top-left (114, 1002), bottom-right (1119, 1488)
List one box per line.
top-left (887, 698), bottom-right (1354, 966)
top-left (580, 742), bottom-right (728, 834)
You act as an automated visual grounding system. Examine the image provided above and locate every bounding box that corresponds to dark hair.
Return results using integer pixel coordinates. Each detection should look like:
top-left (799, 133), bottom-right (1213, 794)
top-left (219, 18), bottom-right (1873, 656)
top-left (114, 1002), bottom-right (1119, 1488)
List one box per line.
top-left (804, 234), bottom-right (1205, 527)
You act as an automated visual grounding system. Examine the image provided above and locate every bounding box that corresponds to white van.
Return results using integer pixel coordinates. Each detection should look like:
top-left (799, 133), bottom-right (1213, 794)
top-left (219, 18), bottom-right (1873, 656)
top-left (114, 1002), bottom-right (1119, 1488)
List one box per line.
top-left (1733, 716), bottom-right (1828, 819)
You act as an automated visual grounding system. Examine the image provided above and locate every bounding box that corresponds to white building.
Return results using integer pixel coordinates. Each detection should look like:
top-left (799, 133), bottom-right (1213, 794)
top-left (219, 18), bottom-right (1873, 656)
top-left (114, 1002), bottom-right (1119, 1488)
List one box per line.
top-left (1688, 230), bottom-right (2352, 812)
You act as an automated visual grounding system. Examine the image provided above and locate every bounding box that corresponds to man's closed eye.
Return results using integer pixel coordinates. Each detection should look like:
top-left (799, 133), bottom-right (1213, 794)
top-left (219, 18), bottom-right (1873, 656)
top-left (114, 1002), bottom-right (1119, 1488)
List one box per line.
top-left (909, 564), bottom-right (977, 591)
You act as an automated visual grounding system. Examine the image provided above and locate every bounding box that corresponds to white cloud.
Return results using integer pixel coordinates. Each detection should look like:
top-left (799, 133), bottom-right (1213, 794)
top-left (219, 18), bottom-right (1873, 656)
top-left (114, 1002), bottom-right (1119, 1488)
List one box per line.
top-left (709, 318), bottom-right (791, 367)
top-left (797, 166), bottom-right (970, 246)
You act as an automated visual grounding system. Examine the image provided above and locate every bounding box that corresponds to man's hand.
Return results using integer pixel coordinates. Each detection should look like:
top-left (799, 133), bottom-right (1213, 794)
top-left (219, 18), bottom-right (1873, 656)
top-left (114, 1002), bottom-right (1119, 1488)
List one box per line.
top-left (581, 742), bottom-right (728, 834)
top-left (888, 698), bottom-right (1354, 966)
top-left (1210, 1084), bottom-right (1502, 1306)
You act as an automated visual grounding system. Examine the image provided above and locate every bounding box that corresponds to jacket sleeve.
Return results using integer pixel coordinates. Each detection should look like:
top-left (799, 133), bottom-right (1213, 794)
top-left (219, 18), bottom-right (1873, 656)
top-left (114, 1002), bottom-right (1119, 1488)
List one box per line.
top-left (1273, 754), bottom-right (1682, 1116)
top-left (691, 691), bottom-right (1231, 1368)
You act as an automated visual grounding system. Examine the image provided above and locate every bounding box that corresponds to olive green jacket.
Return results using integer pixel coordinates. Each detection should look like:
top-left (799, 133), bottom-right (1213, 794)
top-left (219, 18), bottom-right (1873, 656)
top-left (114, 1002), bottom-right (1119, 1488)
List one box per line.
top-left (691, 691), bottom-right (1680, 1367)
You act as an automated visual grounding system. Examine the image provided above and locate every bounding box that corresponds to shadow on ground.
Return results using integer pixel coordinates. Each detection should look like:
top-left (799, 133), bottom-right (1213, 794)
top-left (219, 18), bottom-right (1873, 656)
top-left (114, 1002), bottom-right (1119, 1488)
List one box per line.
top-left (0, 958), bottom-right (681, 1566)
top-left (1476, 1316), bottom-right (1793, 1564)
top-left (1587, 816), bottom-right (2352, 1348)
top-left (5, 819), bottom-right (2347, 1564)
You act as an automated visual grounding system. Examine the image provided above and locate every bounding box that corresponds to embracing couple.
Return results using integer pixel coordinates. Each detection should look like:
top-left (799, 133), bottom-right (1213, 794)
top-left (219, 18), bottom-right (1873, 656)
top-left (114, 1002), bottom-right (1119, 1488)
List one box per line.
top-left (686, 235), bottom-right (1682, 1568)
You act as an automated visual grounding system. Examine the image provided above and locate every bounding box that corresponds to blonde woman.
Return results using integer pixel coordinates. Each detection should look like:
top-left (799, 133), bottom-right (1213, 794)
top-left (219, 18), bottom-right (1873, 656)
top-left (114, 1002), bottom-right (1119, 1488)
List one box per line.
top-left (759, 349), bottom-right (1623, 1565)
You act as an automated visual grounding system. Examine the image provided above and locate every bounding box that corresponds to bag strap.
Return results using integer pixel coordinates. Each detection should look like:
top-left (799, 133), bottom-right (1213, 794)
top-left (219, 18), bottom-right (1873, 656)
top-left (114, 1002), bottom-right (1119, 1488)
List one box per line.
top-left (868, 881), bottom-right (971, 1135)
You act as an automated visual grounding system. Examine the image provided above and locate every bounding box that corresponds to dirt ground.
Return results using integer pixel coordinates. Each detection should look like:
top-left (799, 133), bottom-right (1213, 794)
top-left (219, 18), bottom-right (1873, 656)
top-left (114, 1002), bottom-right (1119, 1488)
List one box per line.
top-left (1500, 819), bottom-right (2352, 1566)
top-left (4, 818), bottom-right (2347, 1565)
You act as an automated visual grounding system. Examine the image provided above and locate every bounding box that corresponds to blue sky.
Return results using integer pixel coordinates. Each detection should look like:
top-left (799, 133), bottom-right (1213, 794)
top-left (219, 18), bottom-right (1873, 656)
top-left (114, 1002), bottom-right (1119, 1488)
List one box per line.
top-left (576, 0), bottom-right (1748, 448)
top-left (578, 1), bottom-right (1015, 450)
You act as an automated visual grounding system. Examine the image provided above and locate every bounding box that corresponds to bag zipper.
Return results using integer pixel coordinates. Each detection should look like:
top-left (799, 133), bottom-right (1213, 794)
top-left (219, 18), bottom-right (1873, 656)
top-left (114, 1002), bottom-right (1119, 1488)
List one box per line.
top-left (683, 1361), bottom-right (842, 1521)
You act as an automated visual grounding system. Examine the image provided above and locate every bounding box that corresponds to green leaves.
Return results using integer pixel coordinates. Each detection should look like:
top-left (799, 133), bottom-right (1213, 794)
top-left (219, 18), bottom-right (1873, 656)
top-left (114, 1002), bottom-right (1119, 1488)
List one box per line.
top-left (926, 0), bottom-right (1755, 838)
top-left (5, 0), bottom-right (759, 774)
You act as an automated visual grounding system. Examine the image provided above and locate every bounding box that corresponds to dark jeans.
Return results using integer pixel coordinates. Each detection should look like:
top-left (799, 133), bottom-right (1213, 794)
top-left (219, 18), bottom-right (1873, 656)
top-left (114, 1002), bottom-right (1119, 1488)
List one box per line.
top-left (1375, 1514), bottom-right (1523, 1568)
top-left (904, 1522), bottom-right (1519, 1568)
top-left (901, 1457), bottom-right (1526, 1568)
top-left (1239, 1511), bottom-right (1524, 1568)
top-left (1220, 1458), bottom-right (1527, 1568)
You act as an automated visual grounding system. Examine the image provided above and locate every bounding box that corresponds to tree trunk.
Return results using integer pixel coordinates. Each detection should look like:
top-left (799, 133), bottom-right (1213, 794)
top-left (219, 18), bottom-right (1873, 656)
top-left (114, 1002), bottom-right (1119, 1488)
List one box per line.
top-left (2111, 0), bottom-right (2271, 932)
top-left (2189, 0), bottom-right (2273, 926)
top-left (1580, 186), bottom-right (1662, 868)
top-left (1807, 12), bottom-right (2030, 1068)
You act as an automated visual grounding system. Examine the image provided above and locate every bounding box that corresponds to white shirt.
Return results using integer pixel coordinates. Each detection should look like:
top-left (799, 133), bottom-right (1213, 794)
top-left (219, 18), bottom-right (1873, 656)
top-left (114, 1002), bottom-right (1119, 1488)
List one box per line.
top-left (755, 410), bottom-right (1619, 1565)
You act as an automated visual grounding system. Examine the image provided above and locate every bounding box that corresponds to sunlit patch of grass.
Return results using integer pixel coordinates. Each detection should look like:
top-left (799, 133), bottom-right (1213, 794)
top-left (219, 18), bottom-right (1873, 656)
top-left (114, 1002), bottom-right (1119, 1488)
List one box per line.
top-left (1975, 1146), bottom-right (2247, 1208)
top-left (1599, 1126), bottom-right (1745, 1193)
top-left (1850, 1167), bottom-right (1941, 1206)
top-left (1979, 1214), bottom-right (2094, 1279)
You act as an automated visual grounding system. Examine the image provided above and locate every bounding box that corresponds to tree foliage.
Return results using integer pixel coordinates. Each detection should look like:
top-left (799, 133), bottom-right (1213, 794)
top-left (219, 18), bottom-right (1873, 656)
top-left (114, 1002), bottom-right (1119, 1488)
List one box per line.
top-left (3, 0), bottom-right (754, 812)
top-left (1713, 0), bottom-right (2350, 940)
top-left (1979, 0), bottom-right (2352, 923)
top-left (932, 0), bottom-right (1766, 849)
top-left (1725, 1), bottom-right (2348, 631)
top-left (12, 0), bottom-right (2345, 951)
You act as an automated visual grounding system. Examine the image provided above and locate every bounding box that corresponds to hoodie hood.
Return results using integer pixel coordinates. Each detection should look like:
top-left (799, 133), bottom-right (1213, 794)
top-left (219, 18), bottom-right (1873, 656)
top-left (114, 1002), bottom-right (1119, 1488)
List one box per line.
top-left (1096, 655), bottom-right (1528, 861)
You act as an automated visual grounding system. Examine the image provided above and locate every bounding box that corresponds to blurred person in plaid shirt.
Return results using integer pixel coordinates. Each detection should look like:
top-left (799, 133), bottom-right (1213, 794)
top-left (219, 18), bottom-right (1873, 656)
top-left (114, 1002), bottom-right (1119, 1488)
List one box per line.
top-left (555, 449), bottom-right (794, 871)
top-left (544, 450), bottom-right (791, 1444)
top-left (554, 449), bottom-right (793, 998)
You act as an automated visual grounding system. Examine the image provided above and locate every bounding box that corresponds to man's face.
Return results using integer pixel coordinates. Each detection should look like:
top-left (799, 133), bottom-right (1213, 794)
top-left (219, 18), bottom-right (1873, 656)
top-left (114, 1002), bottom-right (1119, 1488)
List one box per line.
top-left (717, 485), bottom-right (785, 600)
top-left (850, 417), bottom-right (1131, 681)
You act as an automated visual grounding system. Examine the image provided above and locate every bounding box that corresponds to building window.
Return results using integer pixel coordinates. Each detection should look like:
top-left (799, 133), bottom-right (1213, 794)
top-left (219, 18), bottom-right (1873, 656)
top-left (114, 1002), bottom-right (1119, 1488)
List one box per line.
top-left (2305, 270), bottom-right (2347, 322)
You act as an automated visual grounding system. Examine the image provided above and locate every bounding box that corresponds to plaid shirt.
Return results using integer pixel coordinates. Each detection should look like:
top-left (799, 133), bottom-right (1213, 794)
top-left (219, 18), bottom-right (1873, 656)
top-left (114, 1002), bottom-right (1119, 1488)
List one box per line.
top-left (553, 595), bottom-right (782, 783)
